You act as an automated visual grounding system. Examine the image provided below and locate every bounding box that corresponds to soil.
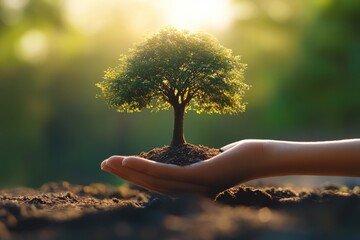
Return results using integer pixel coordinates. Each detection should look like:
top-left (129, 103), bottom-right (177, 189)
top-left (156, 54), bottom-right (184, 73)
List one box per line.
top-left (138, 143), bottom-right (221, 166)
top-left (1, 182), bottom-right (360, 239)
top-left (1, 145), bottom-right (360, 239)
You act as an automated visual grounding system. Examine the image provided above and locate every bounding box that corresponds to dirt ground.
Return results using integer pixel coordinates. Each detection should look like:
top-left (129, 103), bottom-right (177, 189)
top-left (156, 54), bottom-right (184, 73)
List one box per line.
top-left (1, 181), bottom-right (360, 240)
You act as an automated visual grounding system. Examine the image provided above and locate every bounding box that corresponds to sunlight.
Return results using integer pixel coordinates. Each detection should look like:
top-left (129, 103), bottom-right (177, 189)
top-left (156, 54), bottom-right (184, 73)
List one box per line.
top-left (63, 0), bottom-right (162, 35)
top-left (62, 0), bottom-right (235, 34)
top-left (15, 30), bottom-right (49, 64)
top-left (163, 0), bottom-right (233, 30)
top-left (63, 0), bottom-right (113, 35)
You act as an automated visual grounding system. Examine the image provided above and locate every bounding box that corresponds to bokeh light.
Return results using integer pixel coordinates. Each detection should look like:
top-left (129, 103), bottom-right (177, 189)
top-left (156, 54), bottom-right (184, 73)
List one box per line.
top-left (16, 29), bottom-right (49, 63)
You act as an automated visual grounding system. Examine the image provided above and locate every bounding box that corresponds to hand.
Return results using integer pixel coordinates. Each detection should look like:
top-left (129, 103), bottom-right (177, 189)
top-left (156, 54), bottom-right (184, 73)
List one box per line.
top-left (101, 140), bottom-right (265, 196)
top-left (102, 139), bottom-right (360, 195)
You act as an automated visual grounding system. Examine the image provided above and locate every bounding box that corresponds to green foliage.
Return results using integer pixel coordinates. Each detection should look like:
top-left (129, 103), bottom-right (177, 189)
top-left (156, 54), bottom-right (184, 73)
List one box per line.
top-left (97, 27), bottom-right (249, 114)
top-left (274, 0), bottom-right (360, 129)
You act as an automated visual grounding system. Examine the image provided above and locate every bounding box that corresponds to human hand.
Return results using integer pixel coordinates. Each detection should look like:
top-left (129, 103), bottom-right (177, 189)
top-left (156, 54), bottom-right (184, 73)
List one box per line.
top-left (101, 140), bottom-right (265, 196)
top-left (102, 139), bottom-right (360, 195)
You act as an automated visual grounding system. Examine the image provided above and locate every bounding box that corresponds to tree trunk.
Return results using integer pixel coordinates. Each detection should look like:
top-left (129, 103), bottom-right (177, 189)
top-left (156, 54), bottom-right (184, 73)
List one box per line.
top-left (171, 105), bottom-right (186, 146)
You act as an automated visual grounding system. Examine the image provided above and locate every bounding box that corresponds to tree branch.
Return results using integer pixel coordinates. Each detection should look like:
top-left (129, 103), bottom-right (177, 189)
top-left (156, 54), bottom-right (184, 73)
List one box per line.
top-left (184, 87), bottom-right (199, 104)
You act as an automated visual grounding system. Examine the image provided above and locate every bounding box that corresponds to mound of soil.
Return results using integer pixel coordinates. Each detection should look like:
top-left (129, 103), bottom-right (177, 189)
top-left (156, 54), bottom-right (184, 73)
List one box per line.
top-left (138, 143), bottom-right (221, 166)
top-left (1, 182), bottom-right (360, 239)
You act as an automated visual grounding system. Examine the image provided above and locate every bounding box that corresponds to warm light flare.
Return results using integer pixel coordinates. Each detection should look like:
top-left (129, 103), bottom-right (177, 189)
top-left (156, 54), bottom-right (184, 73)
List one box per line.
top-left (63, 0), bottom-right (234, 33)
top-left (164, 0), bottom-right (233, 30)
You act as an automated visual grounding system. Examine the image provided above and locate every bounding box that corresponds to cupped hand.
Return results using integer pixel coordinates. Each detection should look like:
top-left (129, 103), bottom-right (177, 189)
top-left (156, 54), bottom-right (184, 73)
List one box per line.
top-left (101, 140), bottom-right (265, 195)
top-left (101, 156), bottom-right (216, 195)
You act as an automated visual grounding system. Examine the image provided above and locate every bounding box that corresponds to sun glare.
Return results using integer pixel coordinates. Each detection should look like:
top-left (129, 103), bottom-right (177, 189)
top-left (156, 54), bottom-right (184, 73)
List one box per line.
top-left (63, 0), bottom-right (235, 34)
top-left (163, 0), bottom-right (233, 30)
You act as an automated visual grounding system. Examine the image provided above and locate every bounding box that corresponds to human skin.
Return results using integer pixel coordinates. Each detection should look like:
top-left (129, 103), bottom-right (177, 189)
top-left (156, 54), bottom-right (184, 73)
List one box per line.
top-left (101, 139), bottom-right (360, 195)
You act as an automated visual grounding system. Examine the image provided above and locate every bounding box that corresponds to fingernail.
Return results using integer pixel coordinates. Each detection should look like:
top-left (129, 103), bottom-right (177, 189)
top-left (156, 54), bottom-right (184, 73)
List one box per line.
top-left (100, 159), bottom-right (108, 170)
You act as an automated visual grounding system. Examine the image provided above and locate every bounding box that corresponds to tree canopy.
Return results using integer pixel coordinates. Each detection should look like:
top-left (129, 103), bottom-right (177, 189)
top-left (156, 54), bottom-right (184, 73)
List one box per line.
top-left (97, 27), bottom-right (249, 114)
top-left (97, 27), bottom-right (249, 145)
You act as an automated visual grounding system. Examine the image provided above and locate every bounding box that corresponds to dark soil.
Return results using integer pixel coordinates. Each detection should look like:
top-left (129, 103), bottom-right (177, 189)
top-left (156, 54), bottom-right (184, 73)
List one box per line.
top-left (1, 145), bottom-right (359, 239)
top-left (1, 182), bottom-right (360, 239)
top-left (138, 143), bottom-right (221, 166)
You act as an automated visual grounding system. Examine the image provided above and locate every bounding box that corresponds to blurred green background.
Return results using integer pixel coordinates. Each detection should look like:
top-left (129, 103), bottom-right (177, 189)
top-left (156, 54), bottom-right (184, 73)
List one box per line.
top-left (1, 0), bottom-right (359, 188)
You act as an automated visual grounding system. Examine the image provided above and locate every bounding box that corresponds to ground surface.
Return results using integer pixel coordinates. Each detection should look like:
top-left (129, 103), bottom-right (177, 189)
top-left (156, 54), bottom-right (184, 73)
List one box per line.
top-left (2, 146), bottom-right (360, 239)
top-left (1, 181), bottom-right (360, 240)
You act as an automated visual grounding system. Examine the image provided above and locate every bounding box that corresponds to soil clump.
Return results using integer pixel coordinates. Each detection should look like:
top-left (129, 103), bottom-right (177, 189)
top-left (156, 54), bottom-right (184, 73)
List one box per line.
top-left (138, 143), bottom-right (221, 166)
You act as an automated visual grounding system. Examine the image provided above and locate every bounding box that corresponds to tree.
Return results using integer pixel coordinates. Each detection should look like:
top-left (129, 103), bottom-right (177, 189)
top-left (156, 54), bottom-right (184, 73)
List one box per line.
top-left (96, 27), bottom-right (249, 146)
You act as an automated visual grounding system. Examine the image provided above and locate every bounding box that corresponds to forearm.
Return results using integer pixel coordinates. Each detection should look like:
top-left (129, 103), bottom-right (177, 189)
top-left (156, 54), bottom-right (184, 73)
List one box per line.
top-left (262, 139), bottom-right (360, 178)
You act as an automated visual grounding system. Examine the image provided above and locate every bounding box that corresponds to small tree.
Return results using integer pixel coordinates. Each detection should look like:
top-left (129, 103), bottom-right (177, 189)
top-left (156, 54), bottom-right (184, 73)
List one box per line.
top-left (97, 27), bottom-right (249, 146)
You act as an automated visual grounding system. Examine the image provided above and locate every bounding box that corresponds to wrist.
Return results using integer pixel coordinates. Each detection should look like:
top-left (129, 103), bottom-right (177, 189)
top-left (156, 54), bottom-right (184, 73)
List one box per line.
top-left (259, 140), bottom-right (303, 177)
top-left (234, 140), bottom-right (270, 181)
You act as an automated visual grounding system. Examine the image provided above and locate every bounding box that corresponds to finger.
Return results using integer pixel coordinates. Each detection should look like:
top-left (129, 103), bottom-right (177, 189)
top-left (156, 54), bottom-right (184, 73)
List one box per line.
top-left (102, 156), bottom-right (205, 192)
top-left (102, 164), bottom-right (159, 192)
top-left (101, 155), bottom-right (126, 170)
top-left (103, 162), bottom-right (211, 195)
top-left (121, 157), bottom-right (220, 186)
top-left (103, 164), bottom-right (208, 195)
top-left (121, 157), bottom-right (186, 180)
top-left (101, 156), bottom-right (145, 188)
top-left (107, 164), bottom-right (209, 195)
top-left (101, 162), bottom-right (171, 194)
top-left (121, 156), bottom-right (199, 182)
top-left (105, 156), bottom-right (218, 192)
